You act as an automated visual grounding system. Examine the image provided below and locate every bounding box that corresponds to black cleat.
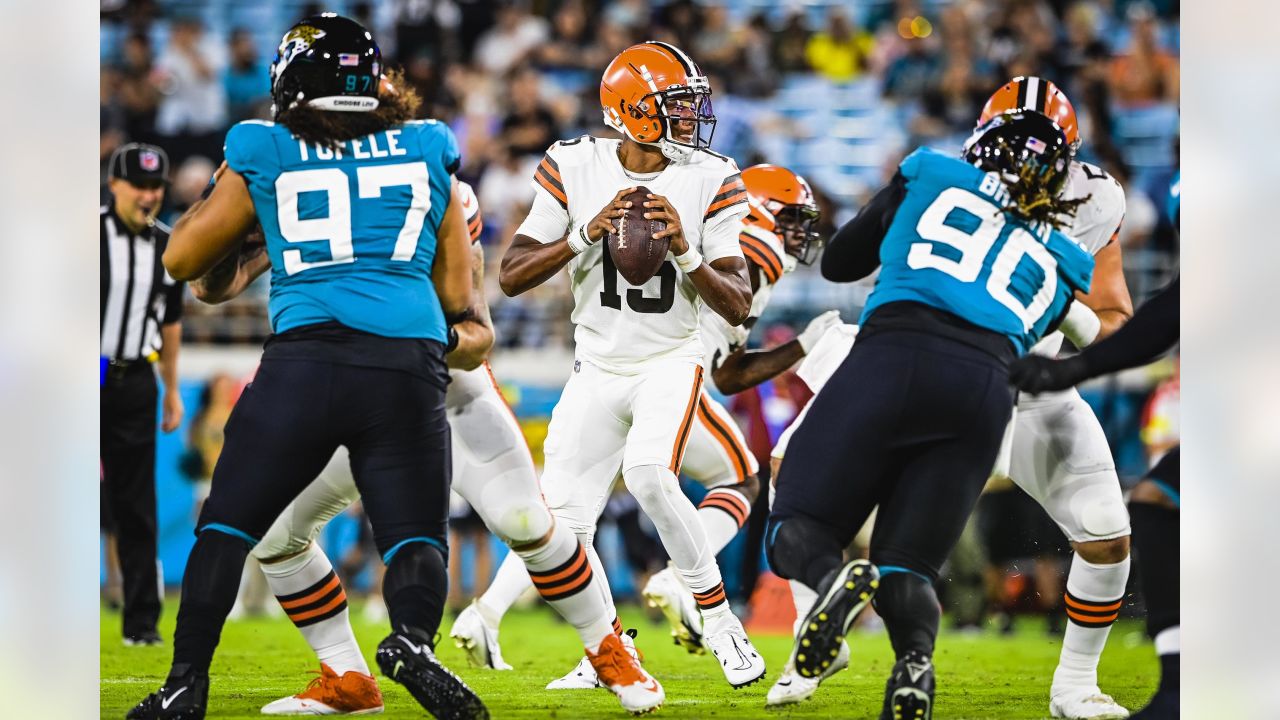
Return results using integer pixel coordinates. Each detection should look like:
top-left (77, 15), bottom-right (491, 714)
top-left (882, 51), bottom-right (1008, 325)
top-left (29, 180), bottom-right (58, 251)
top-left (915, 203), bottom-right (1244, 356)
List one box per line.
top-left (878, 651), bottom-right (935, 720)
top-left (791, 559), bottom-right (879, 679)
top-left (126, 670), bottom-right (208, 719)
top-left (376, 631), bottom-right (489, 720)
top-left (123, 629), bottom-right (163, 647)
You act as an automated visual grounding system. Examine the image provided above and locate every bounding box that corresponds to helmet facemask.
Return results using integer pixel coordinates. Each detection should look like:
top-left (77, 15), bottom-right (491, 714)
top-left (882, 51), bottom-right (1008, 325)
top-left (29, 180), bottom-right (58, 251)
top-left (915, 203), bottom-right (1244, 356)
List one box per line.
top-left (652, 78), bottom-right (715, 162)
top-left (775, 204), bottom-right (823, 266)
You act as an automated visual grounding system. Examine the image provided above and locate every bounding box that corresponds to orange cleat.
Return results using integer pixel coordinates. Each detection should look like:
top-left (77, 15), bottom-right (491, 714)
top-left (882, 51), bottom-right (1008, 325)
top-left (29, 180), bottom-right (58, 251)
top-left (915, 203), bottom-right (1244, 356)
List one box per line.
top-left (588, 634), bottom-right (664, 715)
top-left (261, 663), bottom-right (384, 715)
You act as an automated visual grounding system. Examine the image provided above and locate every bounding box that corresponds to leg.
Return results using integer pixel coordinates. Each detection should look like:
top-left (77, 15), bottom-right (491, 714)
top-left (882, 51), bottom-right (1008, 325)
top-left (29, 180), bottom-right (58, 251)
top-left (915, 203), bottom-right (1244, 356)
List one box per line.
top-left (101, 368), bottom-right (162, 641)
top-left (1009, 395), bottom-right (1133, 717)
top-left (683, 391), bottom-right (761, 555)
top-left (1129, 448), bottom-right (1179, 719)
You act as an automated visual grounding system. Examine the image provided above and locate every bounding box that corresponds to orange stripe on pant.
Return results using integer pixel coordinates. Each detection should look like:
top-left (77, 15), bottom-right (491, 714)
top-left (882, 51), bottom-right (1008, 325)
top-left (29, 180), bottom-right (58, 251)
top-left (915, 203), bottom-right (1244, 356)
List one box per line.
top-left (696, 397), bottom-right (748, 482)
top-left (668, 366), bottom-right (705, 473)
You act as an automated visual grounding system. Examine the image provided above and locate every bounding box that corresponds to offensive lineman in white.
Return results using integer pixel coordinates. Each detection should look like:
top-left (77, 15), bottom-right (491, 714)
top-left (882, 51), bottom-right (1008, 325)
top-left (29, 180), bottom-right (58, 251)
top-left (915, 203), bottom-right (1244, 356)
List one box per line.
top-left (219, 181), bottom-right (664, 716)
top-left (456, 165), bottom-right (842, 684)
top-left (496, 41), bottom-right (767, 689)
top-left (764, 79), bottom-right (1136, 719)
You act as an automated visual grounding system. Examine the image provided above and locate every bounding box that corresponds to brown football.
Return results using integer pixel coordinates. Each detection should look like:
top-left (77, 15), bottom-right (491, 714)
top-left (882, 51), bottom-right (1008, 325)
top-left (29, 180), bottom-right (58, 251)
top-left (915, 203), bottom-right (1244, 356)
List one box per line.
top-left (606, 186), bottom-right (670, 286)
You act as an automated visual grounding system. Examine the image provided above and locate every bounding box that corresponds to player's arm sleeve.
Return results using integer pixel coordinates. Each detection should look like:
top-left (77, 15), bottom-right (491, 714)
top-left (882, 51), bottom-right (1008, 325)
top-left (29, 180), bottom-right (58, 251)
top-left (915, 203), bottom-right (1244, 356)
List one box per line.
top-left (821, 171), bottom-right (907, 282)
top-left (1075, 276), bottom-right (1179, 378)
top-left (516, 149), bottom-right (572, 243)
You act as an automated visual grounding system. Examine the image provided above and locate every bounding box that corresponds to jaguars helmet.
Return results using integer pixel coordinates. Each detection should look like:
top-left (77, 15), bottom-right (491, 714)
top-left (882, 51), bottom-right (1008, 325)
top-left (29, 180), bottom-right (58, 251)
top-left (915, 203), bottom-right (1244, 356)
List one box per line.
top-left (270, 13), bottom-right (382, 118)
top-left (963, 110), bottom-right (1073, 198)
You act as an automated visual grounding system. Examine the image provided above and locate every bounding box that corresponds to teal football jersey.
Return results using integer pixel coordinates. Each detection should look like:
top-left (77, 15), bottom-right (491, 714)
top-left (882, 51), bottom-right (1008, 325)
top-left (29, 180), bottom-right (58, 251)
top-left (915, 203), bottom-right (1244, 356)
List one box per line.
top-left (860, 148), bottom-right (1095, 353)
top-left (224, 118), bottom-right (461, 341)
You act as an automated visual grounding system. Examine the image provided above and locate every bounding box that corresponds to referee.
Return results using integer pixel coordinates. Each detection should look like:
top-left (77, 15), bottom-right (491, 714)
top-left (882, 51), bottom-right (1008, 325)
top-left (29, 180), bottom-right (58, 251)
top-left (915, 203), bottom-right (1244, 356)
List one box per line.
top-left (101, 143), bottom-right (185, 646)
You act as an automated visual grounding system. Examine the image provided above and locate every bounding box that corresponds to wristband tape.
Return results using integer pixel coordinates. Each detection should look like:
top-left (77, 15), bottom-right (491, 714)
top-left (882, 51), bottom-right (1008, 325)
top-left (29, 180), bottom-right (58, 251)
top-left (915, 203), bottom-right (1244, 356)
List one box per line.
top-left (567, 225), bottom-right (594, 255)
top-left (674, 246), bottom-right (703, 273)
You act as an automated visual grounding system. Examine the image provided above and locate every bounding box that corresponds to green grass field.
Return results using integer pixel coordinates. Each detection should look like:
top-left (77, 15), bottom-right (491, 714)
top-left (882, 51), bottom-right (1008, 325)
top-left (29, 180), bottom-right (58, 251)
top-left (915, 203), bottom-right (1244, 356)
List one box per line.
top-left (102, 600), bottom-right (1157, 719)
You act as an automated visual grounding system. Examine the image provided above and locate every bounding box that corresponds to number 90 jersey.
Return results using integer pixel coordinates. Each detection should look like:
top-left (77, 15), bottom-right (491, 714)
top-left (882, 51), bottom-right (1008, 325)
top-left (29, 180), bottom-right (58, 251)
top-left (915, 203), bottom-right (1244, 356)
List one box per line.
top-left (515, 136), bottom-right (748, 374)
top-left (861, 147), bottom-right (1095, 354)
top-left (224, 118), bottom-right (461, 342)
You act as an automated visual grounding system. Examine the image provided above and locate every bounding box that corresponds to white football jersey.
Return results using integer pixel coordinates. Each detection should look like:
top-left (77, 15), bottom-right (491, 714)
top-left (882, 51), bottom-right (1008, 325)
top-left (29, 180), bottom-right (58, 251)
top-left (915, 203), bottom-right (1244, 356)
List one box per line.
top-left (516, 136), bottom-right (748, 374)
top-left (1028, 159), bottom-right (1126, 358)
top-left (699, 224), bottom-right (794, 383)
top-left (458, 180), bottom-right (482, 244)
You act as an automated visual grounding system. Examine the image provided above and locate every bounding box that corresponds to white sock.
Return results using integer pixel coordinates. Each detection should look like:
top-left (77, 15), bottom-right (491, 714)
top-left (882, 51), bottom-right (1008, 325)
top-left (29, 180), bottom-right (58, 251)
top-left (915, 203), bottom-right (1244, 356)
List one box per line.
top-left (697, 487), bottom-right (750, 556)
top-left (1154, 626), bottom-right (1179, 656)
top-left (1053, 553), bottom-right (1130, 693)
top-left (623, 465), bottom-right (728, 619)
top-left (261, 543), bottom-right (369, 676)
top-left (478, 550), bottom-right (533, 625)
top-left (790, 579), bottom-right (819, 636)
top-left (517, 522), bottom-right (613, 653)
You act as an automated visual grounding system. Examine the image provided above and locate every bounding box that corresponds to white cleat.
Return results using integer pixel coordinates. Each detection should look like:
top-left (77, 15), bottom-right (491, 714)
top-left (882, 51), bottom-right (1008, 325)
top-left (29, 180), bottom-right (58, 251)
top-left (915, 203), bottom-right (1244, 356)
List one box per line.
top-left (765, 641), bottom-right (849, 707)
top-left (1050, 687), bottom-right (1131, 719)
top-left (546, 654), bottom-right (601, 690)
top-left (702, 613), bottom-right (766, 688)
top-left (449, 602), bottom-right (513, 671)
top-left (642, 567), bottom-right (704, 654)
top-left (588, 633), bottom-right (664, 715)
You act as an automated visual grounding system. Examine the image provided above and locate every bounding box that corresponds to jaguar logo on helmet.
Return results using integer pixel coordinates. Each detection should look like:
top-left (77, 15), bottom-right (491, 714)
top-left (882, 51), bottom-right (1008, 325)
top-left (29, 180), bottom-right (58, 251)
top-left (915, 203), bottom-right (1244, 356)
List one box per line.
top-left (139, 150), bottom-right (160, 172)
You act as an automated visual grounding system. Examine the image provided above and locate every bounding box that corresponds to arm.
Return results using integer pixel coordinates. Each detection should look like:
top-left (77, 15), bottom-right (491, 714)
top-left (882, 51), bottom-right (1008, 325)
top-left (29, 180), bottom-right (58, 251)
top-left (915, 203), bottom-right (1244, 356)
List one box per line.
top-left (157, 322), bottom-right (184, 433)
top-left (1010, 277), bottom-right (1179, 393)
top-left (711, 308), bottom-right (842, 395)
top-left (499, 186), bottom-right (635, 297)
top-left (164, 162), bottom-right (258, 281)
top-left (446, 243), bottom-right (496, 371)
top-left (1075, 238), bottom-right (1133, 340)
top-left (432, 179), bottom-right (473, 316)
top-left (645, 192), bottom-right (752, 326)
top-left (189, 233), bottom-right (271, 304)
top-left (821, 172), bottom-right (907, 282)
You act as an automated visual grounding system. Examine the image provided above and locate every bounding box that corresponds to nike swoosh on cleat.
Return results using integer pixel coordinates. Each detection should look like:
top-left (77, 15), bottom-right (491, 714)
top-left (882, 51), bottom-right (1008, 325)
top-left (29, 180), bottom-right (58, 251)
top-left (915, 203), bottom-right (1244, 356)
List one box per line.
top-left (393, 660), bottom-right (405, 678)
top-left (730, 639), bottom-right (753, 671)
top-left (401, 637), bottom-right (425, 655)
top-left (160, 686), bottom-right (188, 710)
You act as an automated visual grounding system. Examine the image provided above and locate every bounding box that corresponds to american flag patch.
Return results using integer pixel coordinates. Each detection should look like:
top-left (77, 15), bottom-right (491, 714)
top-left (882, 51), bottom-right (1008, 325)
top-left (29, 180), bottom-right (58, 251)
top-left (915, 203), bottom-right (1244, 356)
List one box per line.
top-left (338, 53), bottom-right (360, 66)
top-left (1025, 137), bottom-right (1047, 154)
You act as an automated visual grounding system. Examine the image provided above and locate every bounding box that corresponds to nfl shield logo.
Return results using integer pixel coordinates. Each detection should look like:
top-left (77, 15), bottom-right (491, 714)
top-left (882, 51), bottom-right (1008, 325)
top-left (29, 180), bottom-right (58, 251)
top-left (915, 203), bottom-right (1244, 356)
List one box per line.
top-left (140, 150), bottom-right (160, 172)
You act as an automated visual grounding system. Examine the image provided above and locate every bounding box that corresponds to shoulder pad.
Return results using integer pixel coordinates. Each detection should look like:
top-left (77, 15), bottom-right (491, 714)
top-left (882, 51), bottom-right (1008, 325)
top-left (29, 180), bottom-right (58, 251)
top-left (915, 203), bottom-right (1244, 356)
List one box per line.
top-left (739, 226), bottom-right (786, 285)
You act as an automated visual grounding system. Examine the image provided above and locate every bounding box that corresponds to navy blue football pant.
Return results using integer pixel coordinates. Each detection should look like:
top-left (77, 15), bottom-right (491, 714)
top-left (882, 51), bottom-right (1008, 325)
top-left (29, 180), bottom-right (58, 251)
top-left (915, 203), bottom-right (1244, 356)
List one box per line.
top-left (770, 329), bottom-right (1015, 584)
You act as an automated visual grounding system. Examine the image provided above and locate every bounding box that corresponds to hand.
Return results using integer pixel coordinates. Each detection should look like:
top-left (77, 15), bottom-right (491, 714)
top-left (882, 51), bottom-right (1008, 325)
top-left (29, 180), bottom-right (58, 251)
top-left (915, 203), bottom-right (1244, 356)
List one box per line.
top-left (1007, 354), bottom-right (1086, 394)
top-left (797, 309), bottom-right (842, 353)
top-left (586, 187), bottom-right (637, 242)
top-left (161, 390), bottom-right (185, 433)
top-left (643, 193), bottom-right (687, 254)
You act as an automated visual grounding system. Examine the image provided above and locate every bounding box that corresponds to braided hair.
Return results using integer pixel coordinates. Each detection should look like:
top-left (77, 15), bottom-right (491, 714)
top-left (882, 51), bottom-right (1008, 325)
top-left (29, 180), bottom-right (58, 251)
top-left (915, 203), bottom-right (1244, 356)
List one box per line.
top-left (964, 111), bottom-right (1088, 230)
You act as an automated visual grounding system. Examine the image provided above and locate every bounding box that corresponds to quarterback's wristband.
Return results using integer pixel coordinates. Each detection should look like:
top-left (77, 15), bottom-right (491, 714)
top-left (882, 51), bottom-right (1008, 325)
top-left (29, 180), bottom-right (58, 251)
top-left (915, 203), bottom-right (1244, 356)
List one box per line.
top-left (674, 246), bottom-right (703, 273)
top-left (567, 225), bottom-right (595, 255)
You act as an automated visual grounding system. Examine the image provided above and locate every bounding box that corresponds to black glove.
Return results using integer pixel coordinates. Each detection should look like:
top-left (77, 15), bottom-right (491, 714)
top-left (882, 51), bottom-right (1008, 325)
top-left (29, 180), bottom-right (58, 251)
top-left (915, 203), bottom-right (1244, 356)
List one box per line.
top-left (1008, 354), bottom-right (1089, 394)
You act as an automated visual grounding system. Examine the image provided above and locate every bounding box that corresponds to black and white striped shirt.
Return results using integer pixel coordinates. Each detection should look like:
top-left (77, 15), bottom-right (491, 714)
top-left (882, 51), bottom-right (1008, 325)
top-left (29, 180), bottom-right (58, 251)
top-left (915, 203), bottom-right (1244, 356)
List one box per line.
top-left (100, 201), bottom-right (185, 361)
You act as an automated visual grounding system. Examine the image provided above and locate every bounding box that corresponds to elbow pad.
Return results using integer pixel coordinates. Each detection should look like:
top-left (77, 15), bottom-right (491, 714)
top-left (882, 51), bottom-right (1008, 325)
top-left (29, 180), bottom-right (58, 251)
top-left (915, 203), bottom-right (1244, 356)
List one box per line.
top-left (1061, 301), bottom-right (1102, 347)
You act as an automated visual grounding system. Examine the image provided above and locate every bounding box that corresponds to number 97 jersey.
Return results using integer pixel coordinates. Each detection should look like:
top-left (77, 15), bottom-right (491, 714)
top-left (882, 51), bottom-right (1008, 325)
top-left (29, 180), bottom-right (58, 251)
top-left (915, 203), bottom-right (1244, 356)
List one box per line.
top-left (861, 147), bottom-right (1095, 354)
top-left (224, 118), bottom-right (461, 342)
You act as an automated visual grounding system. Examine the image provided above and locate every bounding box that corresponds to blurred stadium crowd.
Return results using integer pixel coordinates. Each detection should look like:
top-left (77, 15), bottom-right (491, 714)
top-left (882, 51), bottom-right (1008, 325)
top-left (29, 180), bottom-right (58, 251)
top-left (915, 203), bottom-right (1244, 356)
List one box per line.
top-left (100, 0), bottom-right (1180, 631)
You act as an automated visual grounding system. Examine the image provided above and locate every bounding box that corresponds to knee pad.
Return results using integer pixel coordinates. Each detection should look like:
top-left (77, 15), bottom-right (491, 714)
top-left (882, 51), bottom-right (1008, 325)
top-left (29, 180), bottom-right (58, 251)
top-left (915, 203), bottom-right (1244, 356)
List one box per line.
top-left (622, 464), bottom-right (676, 509)
top-left (472, 474), bottom-right (554, 547)
top-left (1069, 471), bottom-right (1131, 540)
top-left (765, 515), bottom-right (843, 585)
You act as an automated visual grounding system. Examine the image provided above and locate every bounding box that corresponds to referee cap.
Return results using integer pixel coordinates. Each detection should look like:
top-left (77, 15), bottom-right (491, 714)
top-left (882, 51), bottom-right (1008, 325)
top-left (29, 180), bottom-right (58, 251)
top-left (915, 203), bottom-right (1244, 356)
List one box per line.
top-left (108, 143), bottom-right (170, 186)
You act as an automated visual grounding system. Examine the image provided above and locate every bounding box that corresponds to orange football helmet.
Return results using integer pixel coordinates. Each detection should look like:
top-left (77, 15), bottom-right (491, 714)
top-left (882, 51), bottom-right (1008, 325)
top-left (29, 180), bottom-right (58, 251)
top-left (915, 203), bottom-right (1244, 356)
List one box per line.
top-left (978, 76), bottom-right (1081, 153)
top-left (742, 164), bottom-right (823, 265)
top-left (600, 42), bottom-right (715, 162)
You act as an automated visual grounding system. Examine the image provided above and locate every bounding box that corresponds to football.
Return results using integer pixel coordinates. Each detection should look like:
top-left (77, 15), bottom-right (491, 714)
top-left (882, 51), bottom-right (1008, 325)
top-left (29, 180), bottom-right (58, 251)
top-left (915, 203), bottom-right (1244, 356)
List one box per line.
top-left (607, 186), bottom-right (670, 286)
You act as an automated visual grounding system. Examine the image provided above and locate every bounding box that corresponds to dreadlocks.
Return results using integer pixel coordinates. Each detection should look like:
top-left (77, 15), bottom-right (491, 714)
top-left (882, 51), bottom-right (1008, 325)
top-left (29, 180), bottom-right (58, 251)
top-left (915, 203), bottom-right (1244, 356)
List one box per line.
top-left (997, 159), bottom-right (1091, 230)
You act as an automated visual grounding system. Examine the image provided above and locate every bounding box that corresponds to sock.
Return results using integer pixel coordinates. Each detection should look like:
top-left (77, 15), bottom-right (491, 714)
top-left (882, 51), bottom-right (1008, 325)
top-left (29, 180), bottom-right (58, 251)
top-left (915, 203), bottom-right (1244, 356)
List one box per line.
top-left (612, 616), bottom-right (623, 636)
top-left (261, 543), bottom-right (368, 676)
top-left (1053, 554), bottom-right (1130, 693)
top-left (171, 530), bottom-right (252, 677)
top-left (518, 522), bottom-right (613, 653)
top-left (1154, 627), bottom-right (1180, 692)
top-left (697, 487), bottom-right (751, 556)
top-left (584, 542), bottom-right (620, 629)
top-left (622, 465), bottom-right (727, 619)
top-left (873, 571), bottom-right (940, 658)
top-left (1128, 501), bottom-right (1180, 641)
top-left (382, 541), bottom-right (447, 641)
top-left (478, 550), bottom-right (535, 623)
top-left (789, 579), bottom-right (818, 636)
